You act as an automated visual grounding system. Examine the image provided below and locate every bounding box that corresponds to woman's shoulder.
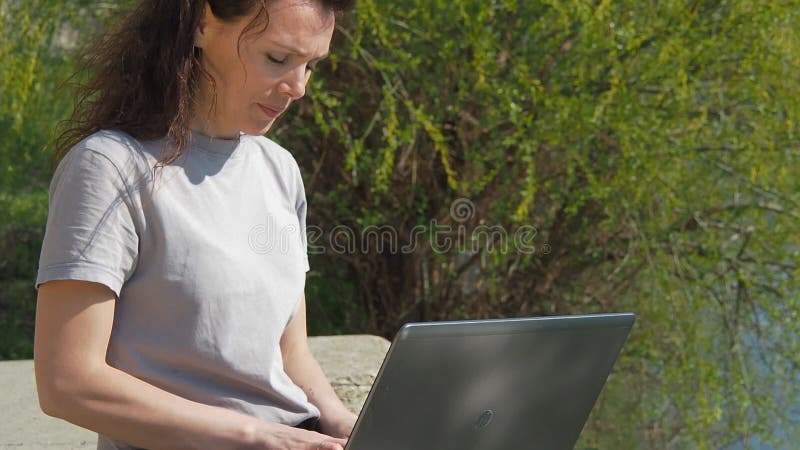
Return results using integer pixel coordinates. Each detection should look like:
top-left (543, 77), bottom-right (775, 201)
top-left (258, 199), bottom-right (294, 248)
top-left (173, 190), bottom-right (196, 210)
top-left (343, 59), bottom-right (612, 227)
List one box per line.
top-left (75, 130), bottom-right (158, 162)
top-left (242, 134), bottom-right (302, 174)
top-left (60, 129), bottom-right (156, 188)
top-left (241, 134), bottom-right (306, 196)
top-left (80, 129), bottom-right (141, 148)
top-left (244, 134), bottom-right (294, 159)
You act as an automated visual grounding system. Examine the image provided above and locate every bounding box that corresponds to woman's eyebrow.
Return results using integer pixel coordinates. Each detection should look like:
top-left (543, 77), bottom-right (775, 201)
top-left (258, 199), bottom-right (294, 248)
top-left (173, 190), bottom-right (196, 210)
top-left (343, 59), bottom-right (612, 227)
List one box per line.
top-left (270, 42), bottom-right (330, 61)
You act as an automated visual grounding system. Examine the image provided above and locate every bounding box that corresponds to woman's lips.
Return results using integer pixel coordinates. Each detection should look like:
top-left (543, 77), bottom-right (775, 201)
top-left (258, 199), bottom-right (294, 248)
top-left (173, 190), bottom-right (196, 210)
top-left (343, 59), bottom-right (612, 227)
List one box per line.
top-left (258, 103), bottom-right (285, 119)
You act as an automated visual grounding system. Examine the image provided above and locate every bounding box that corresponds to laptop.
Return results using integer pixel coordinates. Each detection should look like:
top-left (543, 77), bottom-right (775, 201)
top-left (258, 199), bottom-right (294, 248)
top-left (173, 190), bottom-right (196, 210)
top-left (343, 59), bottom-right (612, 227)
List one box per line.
top-left (344, 312), bottom-right (635, 450)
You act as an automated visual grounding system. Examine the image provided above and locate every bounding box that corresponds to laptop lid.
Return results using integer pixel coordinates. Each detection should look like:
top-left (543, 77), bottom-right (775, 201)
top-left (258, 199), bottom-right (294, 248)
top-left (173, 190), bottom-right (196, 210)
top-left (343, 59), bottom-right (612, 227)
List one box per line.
top-left (344, 313), bottom-right (635, 450)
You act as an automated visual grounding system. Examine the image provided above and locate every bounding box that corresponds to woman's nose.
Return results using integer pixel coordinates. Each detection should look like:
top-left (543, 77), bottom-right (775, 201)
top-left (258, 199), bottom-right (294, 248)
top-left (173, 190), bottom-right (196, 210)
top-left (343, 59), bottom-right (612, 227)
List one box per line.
top-left (278, 65), bottom-right (309, 100)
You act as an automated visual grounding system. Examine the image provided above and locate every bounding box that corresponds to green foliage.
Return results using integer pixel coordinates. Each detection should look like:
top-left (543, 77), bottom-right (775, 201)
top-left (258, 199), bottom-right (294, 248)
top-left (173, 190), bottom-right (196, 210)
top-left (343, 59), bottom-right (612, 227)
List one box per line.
top-left (2, 0), bottom-right (799, 448)
top-left (278, 1), bottom-right (800, 448)
top-left (0, 0), bottom-right (118, 360)
top-left (1, 0), bottom-right (63, 360)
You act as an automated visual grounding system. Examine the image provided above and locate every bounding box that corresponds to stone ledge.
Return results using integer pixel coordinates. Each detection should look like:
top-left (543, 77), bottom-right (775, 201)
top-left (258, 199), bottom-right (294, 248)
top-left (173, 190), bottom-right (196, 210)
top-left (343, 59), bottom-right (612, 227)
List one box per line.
top-left (0, 335), bottom-right (390, 449)
top-left (307, 335), bottom-right (390, 414)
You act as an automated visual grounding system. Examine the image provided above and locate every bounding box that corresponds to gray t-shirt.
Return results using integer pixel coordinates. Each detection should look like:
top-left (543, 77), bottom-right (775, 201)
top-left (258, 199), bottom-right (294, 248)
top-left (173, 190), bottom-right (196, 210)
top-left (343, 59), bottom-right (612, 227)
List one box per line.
top-left (36, 130), bottom-right (319, 449)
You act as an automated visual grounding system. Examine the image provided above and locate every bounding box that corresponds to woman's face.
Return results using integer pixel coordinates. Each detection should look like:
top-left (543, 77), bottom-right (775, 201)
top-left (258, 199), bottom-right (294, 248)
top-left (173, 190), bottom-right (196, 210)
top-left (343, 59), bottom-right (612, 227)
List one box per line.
top-left (192, 0), bottom-right (335, 138)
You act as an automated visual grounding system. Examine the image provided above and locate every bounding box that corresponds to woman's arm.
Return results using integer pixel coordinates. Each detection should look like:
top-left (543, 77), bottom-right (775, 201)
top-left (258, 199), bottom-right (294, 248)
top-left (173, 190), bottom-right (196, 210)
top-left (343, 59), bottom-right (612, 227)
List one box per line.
top-left (35, 280), bottom-right (347, 450)
top-left (280, 296), bottom-right (358, 439)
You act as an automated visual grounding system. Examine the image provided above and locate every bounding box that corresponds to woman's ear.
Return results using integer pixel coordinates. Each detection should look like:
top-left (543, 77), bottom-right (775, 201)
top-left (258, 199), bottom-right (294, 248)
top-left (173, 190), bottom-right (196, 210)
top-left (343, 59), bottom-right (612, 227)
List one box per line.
top-left (194, 4), bottom-right (213, 49)
top-left (194, 23), bottom-right (206, 49)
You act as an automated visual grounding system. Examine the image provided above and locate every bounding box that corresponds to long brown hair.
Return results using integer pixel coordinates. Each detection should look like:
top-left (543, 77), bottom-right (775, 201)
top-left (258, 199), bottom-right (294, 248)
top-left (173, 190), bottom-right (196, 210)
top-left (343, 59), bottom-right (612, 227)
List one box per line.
top-left (55, 0), bottom-right (354, 166)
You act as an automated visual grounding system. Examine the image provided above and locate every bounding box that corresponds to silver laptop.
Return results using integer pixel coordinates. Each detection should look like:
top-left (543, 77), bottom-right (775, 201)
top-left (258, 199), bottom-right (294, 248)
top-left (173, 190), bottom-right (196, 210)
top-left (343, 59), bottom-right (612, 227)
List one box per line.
top-left (345, 312), bottom-right (635, 450)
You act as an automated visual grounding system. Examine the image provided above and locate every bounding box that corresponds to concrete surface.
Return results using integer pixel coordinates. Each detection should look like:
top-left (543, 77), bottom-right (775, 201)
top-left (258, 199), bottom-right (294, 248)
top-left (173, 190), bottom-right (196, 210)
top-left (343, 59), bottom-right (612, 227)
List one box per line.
top-left (0, 335), bottom-right (390, 449)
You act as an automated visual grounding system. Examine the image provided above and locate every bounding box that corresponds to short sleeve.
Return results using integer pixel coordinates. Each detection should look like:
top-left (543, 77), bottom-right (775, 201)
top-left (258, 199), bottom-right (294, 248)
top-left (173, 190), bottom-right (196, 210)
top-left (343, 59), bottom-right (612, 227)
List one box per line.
top-left (36, 144), bottom-right (140, 297)
top-left (290, 158), bottom-right (310, 272)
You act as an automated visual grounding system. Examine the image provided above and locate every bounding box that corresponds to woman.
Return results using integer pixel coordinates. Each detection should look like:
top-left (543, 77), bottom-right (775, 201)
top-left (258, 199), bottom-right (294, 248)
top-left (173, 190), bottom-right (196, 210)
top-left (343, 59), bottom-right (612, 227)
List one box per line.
top-left (34, 1), bottom-right (356, 449)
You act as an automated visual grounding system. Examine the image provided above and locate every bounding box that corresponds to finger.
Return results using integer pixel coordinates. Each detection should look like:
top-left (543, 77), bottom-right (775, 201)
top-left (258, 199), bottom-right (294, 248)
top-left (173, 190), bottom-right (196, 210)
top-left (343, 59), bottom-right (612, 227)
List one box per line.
top-left (318, 435), bottom-right (348, 446)
top-left (323, 437), bottom-right (349, 449)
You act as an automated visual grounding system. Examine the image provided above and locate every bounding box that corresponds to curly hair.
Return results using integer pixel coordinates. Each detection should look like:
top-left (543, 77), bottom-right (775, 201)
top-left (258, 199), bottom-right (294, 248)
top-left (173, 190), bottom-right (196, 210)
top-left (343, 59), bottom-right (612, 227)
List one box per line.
top-left (55, 0), bottom-right (355, 166)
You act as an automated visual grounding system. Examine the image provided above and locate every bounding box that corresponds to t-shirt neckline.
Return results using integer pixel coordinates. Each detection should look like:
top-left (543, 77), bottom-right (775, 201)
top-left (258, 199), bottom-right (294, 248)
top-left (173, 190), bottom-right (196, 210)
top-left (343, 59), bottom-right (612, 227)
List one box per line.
top-left (190, 130), bottom-right (244, 156)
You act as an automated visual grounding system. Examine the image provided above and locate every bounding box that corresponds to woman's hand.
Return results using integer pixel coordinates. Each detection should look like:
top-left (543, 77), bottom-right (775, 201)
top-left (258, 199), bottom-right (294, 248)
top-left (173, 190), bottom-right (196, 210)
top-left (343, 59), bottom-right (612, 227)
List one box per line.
top-left (258, 422), bottom-right (348, 450)
top-left (319, 409), bottom-right (358, 439)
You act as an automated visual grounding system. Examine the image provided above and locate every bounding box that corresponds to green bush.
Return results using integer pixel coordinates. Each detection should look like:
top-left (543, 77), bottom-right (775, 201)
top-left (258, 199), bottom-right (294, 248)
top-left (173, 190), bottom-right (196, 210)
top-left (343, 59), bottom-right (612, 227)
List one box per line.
top-left (0, 1), bottom-right (125, 359)
top-left (277, 1), bottom-right (800, 448)
top-left (2, 0), bottom-right (799, 448)
top-left (1, 0), bottom-right (74, 360)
